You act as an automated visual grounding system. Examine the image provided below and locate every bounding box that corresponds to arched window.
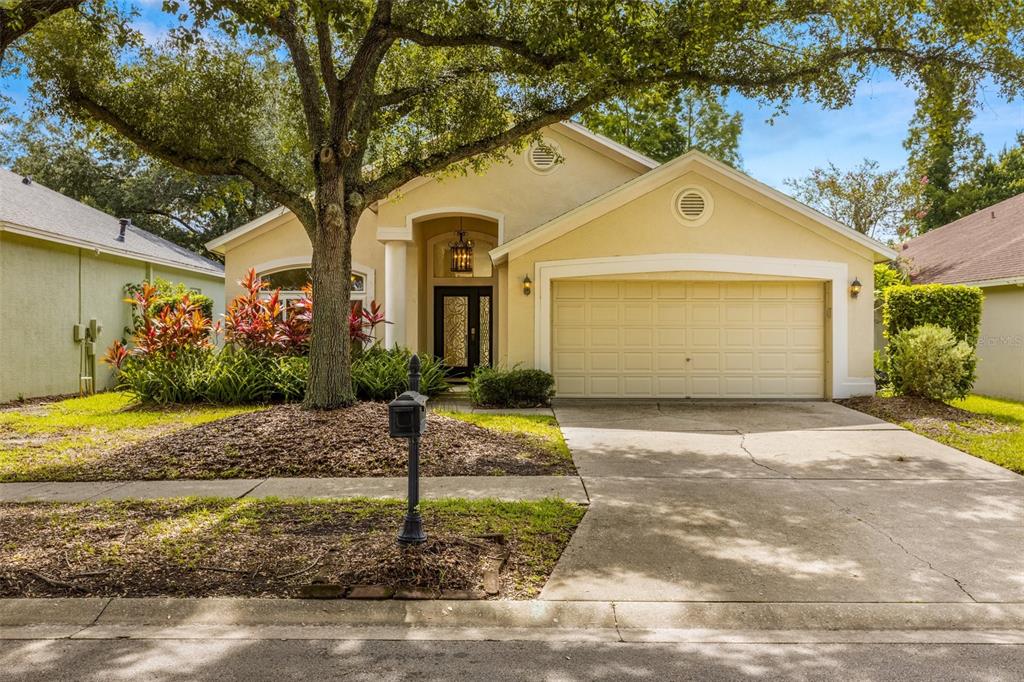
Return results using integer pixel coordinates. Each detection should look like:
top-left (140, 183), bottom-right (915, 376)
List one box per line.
top-left (259, 267), bottom-right (368, 313)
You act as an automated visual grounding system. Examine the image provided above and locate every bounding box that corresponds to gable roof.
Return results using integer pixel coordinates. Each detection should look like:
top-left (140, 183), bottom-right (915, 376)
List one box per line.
top-left (0, 168), bottom-right (224, 277)
top-left (206, 121), bottom-right (658, 254)
top-left (489, 149), bottom-right (898, 263)
top-left (900, 192), bottom-right (1024, 286)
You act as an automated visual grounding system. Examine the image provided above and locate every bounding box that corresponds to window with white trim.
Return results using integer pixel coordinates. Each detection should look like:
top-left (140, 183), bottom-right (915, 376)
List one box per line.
top-left (259, 267), bottom-right (368, 316)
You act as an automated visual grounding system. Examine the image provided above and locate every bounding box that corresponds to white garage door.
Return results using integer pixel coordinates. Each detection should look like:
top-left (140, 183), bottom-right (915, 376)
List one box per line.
top-left (551, 280), bottom-right (825, 398)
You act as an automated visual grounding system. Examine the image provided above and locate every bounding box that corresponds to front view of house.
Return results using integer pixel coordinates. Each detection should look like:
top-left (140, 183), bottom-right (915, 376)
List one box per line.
top-left (208, 122), bottom-right (895, 399)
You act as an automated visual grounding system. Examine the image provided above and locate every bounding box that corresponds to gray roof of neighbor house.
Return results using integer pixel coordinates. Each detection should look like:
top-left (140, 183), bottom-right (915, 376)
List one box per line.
top-left (900, 192), bottom-right (1024, 285)
top-left (0, 168), bottom-right (224, 277)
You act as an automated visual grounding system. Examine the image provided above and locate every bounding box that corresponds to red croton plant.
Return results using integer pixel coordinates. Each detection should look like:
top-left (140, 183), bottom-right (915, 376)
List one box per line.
top-left (104, 269), bottom-right (387, 368)
top-left (103, 282), bottom-right (217, 368)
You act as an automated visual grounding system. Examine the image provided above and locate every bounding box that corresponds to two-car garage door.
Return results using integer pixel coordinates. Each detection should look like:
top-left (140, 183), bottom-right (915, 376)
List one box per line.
top-left (551, 280), bottom-right (825, 399)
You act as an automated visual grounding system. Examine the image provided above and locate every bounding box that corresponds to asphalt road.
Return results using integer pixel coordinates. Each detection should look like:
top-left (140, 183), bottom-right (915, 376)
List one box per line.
top-left (2, 639), bottom-right (1022, 681)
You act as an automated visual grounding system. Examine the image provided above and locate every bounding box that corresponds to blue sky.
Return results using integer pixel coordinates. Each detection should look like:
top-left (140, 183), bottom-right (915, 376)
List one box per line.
top-left (4, 2), bottom-right (1024, 190)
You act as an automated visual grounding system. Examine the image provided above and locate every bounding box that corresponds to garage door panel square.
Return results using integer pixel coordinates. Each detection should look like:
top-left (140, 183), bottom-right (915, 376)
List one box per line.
top-left (759, 328), bottom-right (789, 347)
top-left (723, 328), bottom-right (754, 347)
top-left (624, 282), bottom-right (654, 299)
top-left (723, 376), bottom-right (756, 396)
top-left (689, 282), bottom-right (721, 299)
top-left (656, 376), bottom-right (689, 396)
top-left (791, 303), bottom-right (823, 324)
top-left (589, 281), bottom-right (620, 299)
top-left (791, 327), bottom-right (824, 349)
top-left (656, 328), bottom-right (686, 347)
top-left (759, 304), bottom-right (788, 323)
top-left (791, 283), bottom-right (824, 299)
top-left (623, 352), bottom-right (653, 371)
top-left (758, 352), bottom-right (788, 371)
top-left (588, 303), bottom-right (620, 323)
top-left (789, 376), bottom-right (824, 396)
top-left (588, 376), bottom-right (621, 396)
top-left (657, 352), bottom-right (689, 371)
top-left (554, 281), bottom-right (586, 299)
top-left (690, 305), bottom-right (721, 324)
top-left (689, 352), bottom-right (720, 371)
top-left (554, 327), bottom-right (586, 348)
top-left (724, 283), bottom-right (755, 299)
top-left (554, 302), bottom-right (586, 324)
top-left (555, 375), bottom-right (585, 396)
top-left (690, 376), bottom-right (722, 397)
top-left (689, 327), bottom-right (720, 348)
top-left (656, 302), bottom-right (686, 324)
top-left (656, 281), bottom-right (687, 299)
top-left (724, 352), bottom-right (754, 371)
top-left (622, 328), bottom-right (653, 347)
top-left (757, 376), bottom-right (790, 396)
top-left (589, 327), bottom-right (620, 347)
top-left (624, 304), bottom-right (653, 324)
top-left (757, 283), bottom-right (789, 299)
top-left (588, 352), bottom-right (619, 371)
top-left (724, 304), bottom-right (754, 323)
top-left (553, 352), bottom-right (585, 371)
top-left (622, 376), bottom-right (654, 396)
top-left (791, 352), bottom-right (824, 371)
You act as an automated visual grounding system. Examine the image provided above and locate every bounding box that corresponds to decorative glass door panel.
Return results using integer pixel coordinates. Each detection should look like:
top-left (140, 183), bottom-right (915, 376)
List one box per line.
top-left (434, 287), bottom-right (493, 377)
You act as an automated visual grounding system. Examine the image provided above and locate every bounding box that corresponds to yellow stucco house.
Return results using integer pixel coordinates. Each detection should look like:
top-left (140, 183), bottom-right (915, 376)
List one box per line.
top-left (209, 122), bottom-right (896, 399)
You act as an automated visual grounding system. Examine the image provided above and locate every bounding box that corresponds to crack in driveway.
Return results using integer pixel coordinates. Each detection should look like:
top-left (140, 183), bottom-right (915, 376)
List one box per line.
top-left (812, 488), bottom-right (979, 603)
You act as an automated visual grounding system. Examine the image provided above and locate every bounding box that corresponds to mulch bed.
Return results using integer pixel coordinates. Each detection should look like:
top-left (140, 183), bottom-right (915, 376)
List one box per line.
top-left (837, 396), bottom-right (1013, 437)
top-left (0, 499), bottom-right (585, 599)
top-left (81, 402), bottom-right (575, 480)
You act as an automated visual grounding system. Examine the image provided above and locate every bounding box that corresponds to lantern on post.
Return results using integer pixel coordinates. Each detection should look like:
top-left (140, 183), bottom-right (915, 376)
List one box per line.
top-left (389, 354), bottom-right (429, 545)
top-left (449, 218), bottom-right (474, 274)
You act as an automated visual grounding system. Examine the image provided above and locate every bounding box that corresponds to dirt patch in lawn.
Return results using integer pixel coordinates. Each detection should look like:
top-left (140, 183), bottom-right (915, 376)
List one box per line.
top-left (0, 498), bottom-right (585, 599)
top-left (838, 396), bottom-right (1014, 438)
top-left (98, 402), bottom-right (574, 480)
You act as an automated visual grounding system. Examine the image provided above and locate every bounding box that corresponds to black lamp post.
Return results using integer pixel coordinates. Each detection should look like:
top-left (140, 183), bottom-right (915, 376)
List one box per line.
top-left (389, 354), bottom-right (428, 545)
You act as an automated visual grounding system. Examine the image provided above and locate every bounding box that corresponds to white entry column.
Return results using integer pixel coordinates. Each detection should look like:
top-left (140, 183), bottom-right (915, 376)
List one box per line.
top-left (383, 240), bottom-right (408, 348)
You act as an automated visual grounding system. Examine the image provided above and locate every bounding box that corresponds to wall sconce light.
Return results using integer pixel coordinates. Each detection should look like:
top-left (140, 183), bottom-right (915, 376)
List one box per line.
top-left (850, 277), bottom-right (863, 298)
top-left (522, 275), bottom-right (533, 296)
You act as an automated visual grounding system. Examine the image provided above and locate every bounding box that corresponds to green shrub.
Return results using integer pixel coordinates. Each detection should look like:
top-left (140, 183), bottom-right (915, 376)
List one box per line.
top-left (468, 366), bottom-right (555, 408)
top-left (882, 284), bottom-right (982, 395)
top-left (125, 279), bottom-right (214, 332)
top-left (873, 263), bottom-right (908, 303)
top-left (882, 284), bottom-right (983, 346)
top-left (888, 324), bottom-right (975, 401)
top-left (873, 349), bottom-right (890, 389)
top-left (351, 347), bottom-right (450, 401)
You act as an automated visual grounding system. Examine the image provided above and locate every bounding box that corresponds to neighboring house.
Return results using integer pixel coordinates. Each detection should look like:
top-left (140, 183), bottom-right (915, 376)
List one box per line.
top-left (900, 193), bottom-right (1024, 400)
top-left (209, 121), bottom-right (895, 399)
top-left (0, 168), bottom-right (225, 402)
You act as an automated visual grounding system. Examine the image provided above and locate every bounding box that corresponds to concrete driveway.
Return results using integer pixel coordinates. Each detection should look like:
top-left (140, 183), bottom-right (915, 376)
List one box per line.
top-left (542, 400), bottom-right (1024, 604)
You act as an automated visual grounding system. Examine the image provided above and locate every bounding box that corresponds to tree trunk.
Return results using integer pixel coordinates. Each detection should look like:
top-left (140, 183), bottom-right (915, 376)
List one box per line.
top-left (304, 173), bottom-right (356, 409)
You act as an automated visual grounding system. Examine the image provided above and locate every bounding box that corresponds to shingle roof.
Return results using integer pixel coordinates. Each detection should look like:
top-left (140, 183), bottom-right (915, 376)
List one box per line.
top-left (0, 168), bottom-right (224, 277)
top-left (900, 192), bottom-right (1024, 285)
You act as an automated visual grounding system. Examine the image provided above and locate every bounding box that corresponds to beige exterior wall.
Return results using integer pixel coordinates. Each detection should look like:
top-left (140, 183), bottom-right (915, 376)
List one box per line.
top-left (503, 167), bottom-right (877, 396)
top-left (975, 285), bottom-right (1024, 401)
top-left (0, 232), bottom-right (224, 402)
top-left (376, 128), bottom-right (643, 242)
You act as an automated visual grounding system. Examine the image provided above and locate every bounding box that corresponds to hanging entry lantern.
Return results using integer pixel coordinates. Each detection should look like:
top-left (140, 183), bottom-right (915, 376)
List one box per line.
top-left (449, 218), bottom-right (474, 274)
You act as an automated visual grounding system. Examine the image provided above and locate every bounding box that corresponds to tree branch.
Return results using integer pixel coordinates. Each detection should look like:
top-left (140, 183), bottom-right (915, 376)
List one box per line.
top-left (388, 24), bottom-right (570, 69)
top-left (336, 0), bottom-right (395, 141)
top-left (0, 0), bottom-right (82, 66)
top-left (133, 208), bottom-right (202, 235)
top-left (314, 14), bottom-right (339, 109)
top-left (64, 85), bottom-right (315, 230)
top-left (268, 2), bottom-right (326, 144)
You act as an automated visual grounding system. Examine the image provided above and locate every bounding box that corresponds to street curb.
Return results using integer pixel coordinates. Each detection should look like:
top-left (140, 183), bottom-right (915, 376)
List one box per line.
top-left (4, 599), bottom-right (1024, 643)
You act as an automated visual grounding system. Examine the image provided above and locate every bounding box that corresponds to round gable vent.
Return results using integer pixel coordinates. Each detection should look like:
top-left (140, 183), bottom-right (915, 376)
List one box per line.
top-left (672, 186), bottom-right (713, 226)
top-left (526, 140), bottom-right (560, 173)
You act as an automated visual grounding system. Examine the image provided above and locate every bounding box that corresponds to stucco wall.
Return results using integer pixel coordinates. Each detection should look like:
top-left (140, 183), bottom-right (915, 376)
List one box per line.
top-left (975, 285), bottom-right (1024, 400)
top-left (502, 167), bottom-right (877, 395)
top-left (0, 232), bottom-right (224, 402)
top-left (376, 128), bottom-right (643, 242)
top-left (220, 211), bottom-right (383, 311)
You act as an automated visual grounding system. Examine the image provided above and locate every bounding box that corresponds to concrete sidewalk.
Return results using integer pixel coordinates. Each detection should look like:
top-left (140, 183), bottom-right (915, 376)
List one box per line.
top-left (4, 597), bottom-right (1024, 644)
top-left (0, 476), bottom-right (588, 504)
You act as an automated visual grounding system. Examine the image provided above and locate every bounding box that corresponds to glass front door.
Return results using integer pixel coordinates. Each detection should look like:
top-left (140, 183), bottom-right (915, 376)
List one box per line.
top-left (434, 287), bottom-right (492, 377)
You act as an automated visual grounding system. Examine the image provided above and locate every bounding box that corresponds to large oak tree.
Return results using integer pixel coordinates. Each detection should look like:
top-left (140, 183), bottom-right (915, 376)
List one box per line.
top-left (16, 0), bottom-right (1024, 407)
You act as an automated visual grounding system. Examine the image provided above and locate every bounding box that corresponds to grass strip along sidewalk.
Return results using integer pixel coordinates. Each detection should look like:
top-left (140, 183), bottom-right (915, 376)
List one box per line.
top-left (0, 497), bottom-right (585, 599)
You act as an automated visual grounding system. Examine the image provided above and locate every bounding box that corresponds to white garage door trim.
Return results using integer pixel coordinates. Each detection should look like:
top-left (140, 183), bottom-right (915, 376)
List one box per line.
top-left (533, 253), bottom-right (872, 399)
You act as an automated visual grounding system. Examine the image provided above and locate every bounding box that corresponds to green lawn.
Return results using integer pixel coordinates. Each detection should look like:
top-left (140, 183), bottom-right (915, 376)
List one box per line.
top-left (437, 411), bottom-right (572, 461)
top-left (0, 393), bottom-right (257, 482)
top-left (935, 395), bottom-right (1024, 474)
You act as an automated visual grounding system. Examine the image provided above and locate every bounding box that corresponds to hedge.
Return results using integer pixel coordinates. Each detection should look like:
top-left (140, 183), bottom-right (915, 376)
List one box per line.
top-left (882, 284), bottom-right (984, 347)
top-left (881, 284), bottom-right (983, 396)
